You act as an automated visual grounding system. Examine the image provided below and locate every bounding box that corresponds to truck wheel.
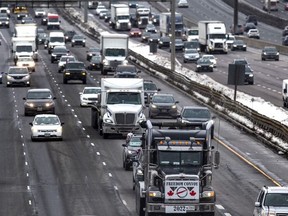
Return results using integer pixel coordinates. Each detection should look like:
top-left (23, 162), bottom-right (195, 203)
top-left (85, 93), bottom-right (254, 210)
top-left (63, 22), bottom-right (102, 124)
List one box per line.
top-left (91, 108), bottom-right (98, 129)
top-left (136, 197), bottom-right (145, 216)
top-left (124, 161), bottom-right (130, 171)
top-left (63, 79), bottom-right (67, 84)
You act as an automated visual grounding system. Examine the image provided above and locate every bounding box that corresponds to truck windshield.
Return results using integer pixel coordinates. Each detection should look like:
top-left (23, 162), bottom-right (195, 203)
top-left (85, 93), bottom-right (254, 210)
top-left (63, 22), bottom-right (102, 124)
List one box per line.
top-left (117, 15), bottom-right (130, 20)
top-left (264, 193), bottom-right (288, 207)
top-left (105, 48), bottom-right (126, 57)
top-left (175, 24), bottom-right (183, 30)
top-left (209, 34), bottom-right (226, 39)
top-left (159, 151), bottom-right (202, 166)
top-left (50, 37), bottom-right (64, 43)
top-left (188, 30), bottom-right (198, 35)
top-left (107, 92), bottom-right (141, 105)
top-left (16, 46), bottom-right (32, 52)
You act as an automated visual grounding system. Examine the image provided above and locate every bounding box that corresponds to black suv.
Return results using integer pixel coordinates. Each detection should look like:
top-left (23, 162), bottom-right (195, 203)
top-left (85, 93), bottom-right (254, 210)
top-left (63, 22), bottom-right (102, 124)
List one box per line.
top-left (64, 30), bottom-right (76, 43)
top-left (261, 46), bottom-right (279, 61)
top-left (158, 36), bottom-right (171, 49)
top-left (63, 61), bottom-right (87, 84)
top-left (51, 46), bottom-right (69, 63)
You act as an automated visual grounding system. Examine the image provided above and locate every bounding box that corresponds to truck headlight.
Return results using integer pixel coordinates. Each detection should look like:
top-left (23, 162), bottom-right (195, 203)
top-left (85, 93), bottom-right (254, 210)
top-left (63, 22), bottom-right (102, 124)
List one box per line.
top-left (249, 74), bottom-right (254, 77)
top-left (149, 191), bottom-right (161, 197)
top-left (45, 102), bottom-right (53, 107)
top-left (72, 40), bottom-right (75, 43)
top-left (202, 191), bottom-right (215, 198)
top-left (27, 103), bottom-right (34, 107)
top-left (151, 104), bottom-right (157, 108)
top-left (83, 40), bottom-right (86, 43)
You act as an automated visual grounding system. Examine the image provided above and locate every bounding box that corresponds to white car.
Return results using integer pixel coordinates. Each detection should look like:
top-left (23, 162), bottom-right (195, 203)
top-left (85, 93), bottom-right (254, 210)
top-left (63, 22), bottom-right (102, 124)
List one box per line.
top-left (226, 34), bottom-right (236, 49)
top-left (29, 114), bottom-right (64, 141)
top-left (80, 87), bottom-right (101, 107)
top-left (58, 55), bottom-right (76, 73)
top-left (177, 0), bottom-right (189, 8)
top-left (201, 55), bottom-right (217, 68)
top-left (95, 5), bottom-right (107, 16)
top-left (247, 29), bottom-right (260, 39)
top-left (16, 56), bottom-right (36, 72)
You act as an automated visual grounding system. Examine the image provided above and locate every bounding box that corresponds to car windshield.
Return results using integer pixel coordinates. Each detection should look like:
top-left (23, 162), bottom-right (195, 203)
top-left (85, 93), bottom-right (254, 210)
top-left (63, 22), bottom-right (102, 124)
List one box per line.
top-left (54, 48), bottom-right (67, 52)
top-left (27, 91), bottom-right (52, 99)
top-left (152, 95), bottom-right (174, 103)
top-left (107, 92), bottom-right (141, 105)
top-left (91, 56), bottom-right (101, 61)
top-left (264, 47), bottom-right (277, 52)
top-left (16, 46), bottom-right (32, 52)
top-left (66, 63), bottom-right (85, 69)
top-left (73, 35), bottom-right (84, 39)
top-left (83, 88), bottom-right (101, 94)
top-left (129, 137), bottom-right (142, 147)
top-left (34, 116), bottom-right (60, 125)
top-left (97, 6), bottom-right (105, 9)
top-left (264, 193), bottom-right (288, 207)
top-left (182, 108), bottom-right (211, 119)
top-left (198, 59), bottom-right (211, 64)
top-left (186, 49), bottom-right (198, 54)
top-left (175, 39), bottom-right (183, 44)
top-left (50, 37), bottom-right (64, 43)
top-left (234, 59), bottom-right (247, 64)
top-left (144, 83), bottom-right (157, 91)
top-left (8, 68), bottom-right (29, 74)
top-left (187, 29), bottom-right (198, 35)
top-left (234, 40), bottom-right (244, 45)
top-left (60, 56), bottom-right (75, 62)
top-left (159, 151), bottom-right (202, 166)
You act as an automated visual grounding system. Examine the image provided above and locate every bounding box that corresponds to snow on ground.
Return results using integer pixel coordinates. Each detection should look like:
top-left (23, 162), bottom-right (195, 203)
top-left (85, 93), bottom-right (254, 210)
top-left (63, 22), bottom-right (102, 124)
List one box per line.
top-left (64, 8), bottom-right (288, 146)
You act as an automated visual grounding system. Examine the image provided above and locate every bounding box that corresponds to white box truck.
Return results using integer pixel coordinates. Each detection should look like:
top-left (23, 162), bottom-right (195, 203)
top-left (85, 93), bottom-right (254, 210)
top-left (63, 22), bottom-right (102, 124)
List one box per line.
top-left (183, 27), bottom-right (199, 41)
top-left (100, 32), bottom-right (129, 75)
top-left (110, 4), bottom-right (131, 31)
top-left (44, 31), bottom-right (65, 54)
top-left (91, 78), bottom-right (146, 139)
top-left (263, 0), bottom-right (278, 11)
top-left (198, 20), bottom-right (228, 54)
top-left (12, 24), bottom-right (38, 62)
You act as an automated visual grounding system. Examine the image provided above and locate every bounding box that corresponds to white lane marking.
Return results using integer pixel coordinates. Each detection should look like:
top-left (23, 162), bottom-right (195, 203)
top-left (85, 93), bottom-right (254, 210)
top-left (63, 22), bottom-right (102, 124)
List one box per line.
top-left (122, 200), bottom-right (127, 206)
top-left (0, 31), bottom-right (8, 44)
top-left (96, 152), bottom-right (100, 155)
top-left (102, 162), bottom-right (106, 166)
top-left (224, 213), bottom-right (232, 216)
top-left (114, 186), bottom-right (118, 190)
top-left (216, 204), bottom-right (225, 210)
top-left (108, 173), bottom-right (112, 177)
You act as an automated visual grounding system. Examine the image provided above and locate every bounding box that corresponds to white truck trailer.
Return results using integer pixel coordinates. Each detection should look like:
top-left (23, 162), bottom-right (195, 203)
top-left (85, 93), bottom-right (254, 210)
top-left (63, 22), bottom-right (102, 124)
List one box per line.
top-left (110, 4), bottom-right (131, 31)
top-left (91, 78), bottom-right (146, 139)
top-left (11, 24), bottom-right (38, 62)
top-left (99, 32), bottom-right (129, 75)
top-left (198, 20), bottom-right (228, 54)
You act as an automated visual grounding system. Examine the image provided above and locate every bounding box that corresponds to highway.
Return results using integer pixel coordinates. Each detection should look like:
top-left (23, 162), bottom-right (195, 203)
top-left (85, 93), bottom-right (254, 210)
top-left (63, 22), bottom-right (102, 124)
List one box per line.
top-left (0, 2), bottom-right (288, 216)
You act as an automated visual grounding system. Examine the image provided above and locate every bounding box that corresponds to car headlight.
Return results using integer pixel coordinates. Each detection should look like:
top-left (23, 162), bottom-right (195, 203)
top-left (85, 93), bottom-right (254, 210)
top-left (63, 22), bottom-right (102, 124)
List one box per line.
top-left (72, 40), bottom-right (75, 43)
top-left (56, 127), bottom-right (62, 133)
top-left (243, 45), bottom-right (246, 47)
top-left (249, 74), bottom-right (254, 77)
top-left (82, 97), bottom-right (88, 100)
top-left (45, 102), bottom-right (53, 107)
top-left (52, 54), bottom-right (56, 56)
top-left (31, 127), bottom-right (38, 134)
top-left (27, 103), bottom-right (34, 107)
top-left (151, 104), bottom-right (157, 108)
top-left (277, 52), bottom-right (279, 55)
top-left (65, 72), bottom-right (70, 75)
top-left (128, 150), bottom-right (133, 154)
top-left (171, 105), bottom-right (177, 109)
top-left (197, 65), bottom-right (201, 67)
top-left (263, 52), bottom-right (267, 55)
top-left (82, 71), bottom-right (86, 75)
top-left (83, 40), bottom-right (86, 43)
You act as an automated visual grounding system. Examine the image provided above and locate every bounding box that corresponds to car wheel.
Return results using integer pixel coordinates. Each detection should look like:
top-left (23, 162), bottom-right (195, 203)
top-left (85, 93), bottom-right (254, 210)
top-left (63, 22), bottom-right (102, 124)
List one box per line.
top-left (244, 48), bottom-right (247, 51)
top-left (63, 79), bottom-right (67, 84)
top-left (83, 44), bottom-right (85, 47)
top-left (72, 44), bottom-right (74, 47)
top-left (124, 162), bottom-right (130, 171)
top-left (276, 58), bottom-right (279, 61)
top-left (103, 133), bottom-right (108, 139)
top-left (31, 136), bottom-right (35, 142)
top-left (83, 79), bottom-right (86, 84)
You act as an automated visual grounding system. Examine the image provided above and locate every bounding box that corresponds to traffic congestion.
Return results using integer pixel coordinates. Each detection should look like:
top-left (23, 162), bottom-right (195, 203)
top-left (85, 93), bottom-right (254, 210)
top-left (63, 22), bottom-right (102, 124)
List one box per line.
top-left (0, 1), bottom-right (288, 216)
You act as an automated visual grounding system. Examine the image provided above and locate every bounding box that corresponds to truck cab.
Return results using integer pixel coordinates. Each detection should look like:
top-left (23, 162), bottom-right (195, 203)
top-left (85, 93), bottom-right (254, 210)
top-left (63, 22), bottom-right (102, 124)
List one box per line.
top-left (45, 31), bottom-right (65, 54)
top-left (47, 13), bottom-right (60, 30)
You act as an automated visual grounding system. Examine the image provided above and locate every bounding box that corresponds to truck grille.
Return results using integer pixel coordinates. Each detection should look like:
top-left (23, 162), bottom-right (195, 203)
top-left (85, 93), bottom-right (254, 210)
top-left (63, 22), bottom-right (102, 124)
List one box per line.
top-left (110, 60), bottom-right (122, 69)
top-left (214, 43), bottom-right (223, 48)
top-left (120, 23), bottom-right (128, 29)
top-left (277, 214), bottom-right (288, 216)
top-left (115, 113), bottom-right (135, 124)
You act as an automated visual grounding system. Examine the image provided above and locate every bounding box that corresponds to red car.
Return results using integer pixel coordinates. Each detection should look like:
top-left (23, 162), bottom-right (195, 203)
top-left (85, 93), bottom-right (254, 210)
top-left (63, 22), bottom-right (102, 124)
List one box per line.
top-left (285, 3), bottom-right (288, 11)
top-left (129, 28), bottom-right (142, 37)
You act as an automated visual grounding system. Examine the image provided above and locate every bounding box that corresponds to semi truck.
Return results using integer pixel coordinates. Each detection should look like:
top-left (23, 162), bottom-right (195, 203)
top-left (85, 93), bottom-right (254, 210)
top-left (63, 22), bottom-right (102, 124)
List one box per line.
top-left (11, 24), bottom-right (38, 62)
top-left (110, 4), bottom-right (131, 31)
top-left (47, 13), bottom-right (60, 30)
top-left (134, 120), bottom-right (220, 216)
top-left (99, 32), bottom-right (129, 75)
top-left (135, 7), bottom-right (151, 29)
top-left (198, 20), bottom-right (228, 54)
top-left (159, 12), bottom-right (184, 38)
top-left (91, 78), bottom-right (146, 139)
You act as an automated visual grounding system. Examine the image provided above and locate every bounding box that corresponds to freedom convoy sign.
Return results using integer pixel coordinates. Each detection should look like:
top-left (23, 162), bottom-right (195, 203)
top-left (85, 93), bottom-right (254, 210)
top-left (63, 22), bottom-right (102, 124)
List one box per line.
top-left (165, 180), bottom-right (200, 200)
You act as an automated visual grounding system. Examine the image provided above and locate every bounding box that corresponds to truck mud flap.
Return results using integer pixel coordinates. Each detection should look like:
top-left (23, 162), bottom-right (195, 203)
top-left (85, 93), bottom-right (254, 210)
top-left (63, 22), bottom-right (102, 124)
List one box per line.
top-left (91, 107), bottom-right (98, 129)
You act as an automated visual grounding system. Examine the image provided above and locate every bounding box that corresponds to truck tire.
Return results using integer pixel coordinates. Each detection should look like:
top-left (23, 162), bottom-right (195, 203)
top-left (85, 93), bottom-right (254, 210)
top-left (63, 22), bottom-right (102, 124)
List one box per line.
top-left (63, 79), bottom-right (67, 84)
top-left (103, 133), bottom-right (108, 139)
top-left (136, 197), bottom-right (145, 216)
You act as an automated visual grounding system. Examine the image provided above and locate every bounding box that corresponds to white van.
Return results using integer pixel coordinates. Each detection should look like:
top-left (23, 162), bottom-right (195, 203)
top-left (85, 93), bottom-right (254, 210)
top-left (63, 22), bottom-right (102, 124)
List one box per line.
top-left (45, 31), bottom-right (65, 54)
top-left (282, 79), bottom-right (288, 107)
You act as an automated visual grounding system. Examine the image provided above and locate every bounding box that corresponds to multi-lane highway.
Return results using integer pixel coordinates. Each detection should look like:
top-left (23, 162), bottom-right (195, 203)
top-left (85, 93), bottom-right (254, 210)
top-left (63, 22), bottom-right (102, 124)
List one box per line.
top-left (1, 1), bottom-right (288, 216)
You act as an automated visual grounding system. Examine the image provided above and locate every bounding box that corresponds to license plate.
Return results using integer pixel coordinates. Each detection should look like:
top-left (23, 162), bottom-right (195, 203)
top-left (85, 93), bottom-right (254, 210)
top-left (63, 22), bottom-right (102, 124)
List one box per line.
top-left (166, 206), bottom-right (186, 213)
top-left (44, 133), bottom-right (50, 137)
top-left (161, 109), bottom-right (168, 112)
top-left (37, 107), bottom-right (42, 111)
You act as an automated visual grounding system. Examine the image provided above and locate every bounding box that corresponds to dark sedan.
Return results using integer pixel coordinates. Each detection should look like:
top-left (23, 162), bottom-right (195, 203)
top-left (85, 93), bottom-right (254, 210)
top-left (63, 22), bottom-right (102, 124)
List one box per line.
top-left (170, 39), bottom-right (184, 52)
top-left (245, 65), bottom-right (254, 85)
top-left (177, 106), bottom-right (215, 138)
top-left (148, 33), bottom-right (160, 44)
top-left (63, 61), bottom-right (87, 84)
top-left (51, 46), bottom-right (69, 63)
top-left (158, 36), bottom-right (170, 48)
top-left (196, 58), bottom-right (214, 72)
top-left (231, 40), bottom-right (247, 51)
top-left (148, 93), bottom-right (179, 118)
top-left (141, 31), bottom-right (151, 43)
top-left (86, 47), bottom-right (100, 61)
top-left (71, 35), bottom-right (86, 47)
top-left (145, 24), bottom-right (157, 33)
top-left (64, 30), bottom-right (76, 43)
top-left (104, 12), bottom-right (111, 22)
top-left (261, 46), bottom-right (279, 61)
top-left (36, 32), bottom-right (48, 45)
top-left (122, 134), bottom-right (142, 170)
top-left (88, 55), bottom-right (101, 70)
top-left (0, 17), bottom-right (9, 27)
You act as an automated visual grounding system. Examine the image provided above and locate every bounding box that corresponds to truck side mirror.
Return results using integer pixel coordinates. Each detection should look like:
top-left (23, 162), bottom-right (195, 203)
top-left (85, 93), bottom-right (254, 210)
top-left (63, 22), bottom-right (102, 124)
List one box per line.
top-left (29, 122), bottom-right (33, 126)
top-left (254, 202), bottom-right (260, 207)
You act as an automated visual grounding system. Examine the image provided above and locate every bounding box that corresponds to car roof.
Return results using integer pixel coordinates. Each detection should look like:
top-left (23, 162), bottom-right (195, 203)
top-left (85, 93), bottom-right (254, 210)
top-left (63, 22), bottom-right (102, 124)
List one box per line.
top-left (153, 93), bottom-right (173, 97)
top-left (34, 114), bottom-right (59, 118)
top-left (182, 106), bottom-right (209, 110)
top-left (84, 86), bottom-right (101, 89)
top-left (265, 186), bottom-right (288, 194)
top-left (27, 88), bottom-right (52, 92)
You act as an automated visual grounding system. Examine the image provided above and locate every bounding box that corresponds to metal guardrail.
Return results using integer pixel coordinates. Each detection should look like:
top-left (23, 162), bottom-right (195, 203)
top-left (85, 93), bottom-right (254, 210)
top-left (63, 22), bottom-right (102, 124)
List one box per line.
top-left (58, 8), bottom-right (288, 153)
